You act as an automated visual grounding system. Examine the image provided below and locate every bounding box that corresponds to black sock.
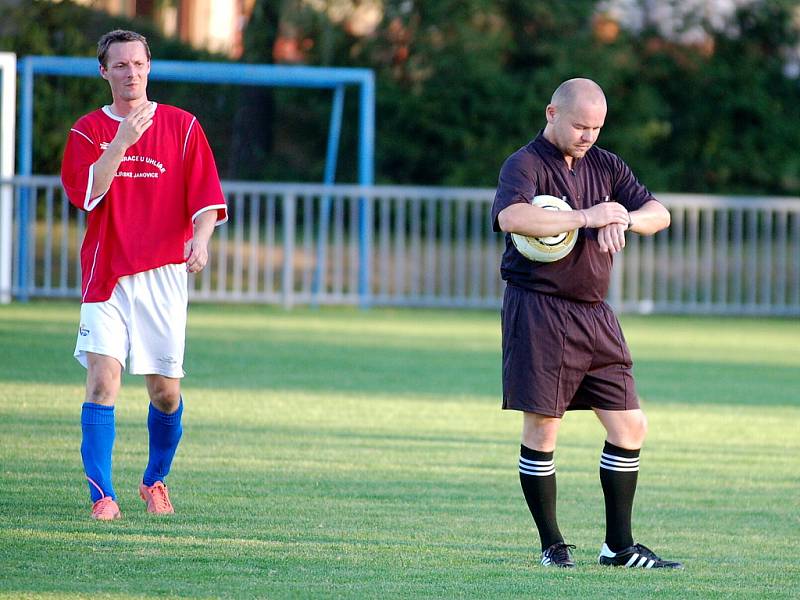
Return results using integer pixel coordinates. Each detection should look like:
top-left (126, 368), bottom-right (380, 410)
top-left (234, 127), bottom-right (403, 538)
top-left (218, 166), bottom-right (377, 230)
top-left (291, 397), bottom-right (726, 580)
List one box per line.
top-left (599, 440), bottom-right (640, 552)
top-left (519, 444), bottom-right (563, 551)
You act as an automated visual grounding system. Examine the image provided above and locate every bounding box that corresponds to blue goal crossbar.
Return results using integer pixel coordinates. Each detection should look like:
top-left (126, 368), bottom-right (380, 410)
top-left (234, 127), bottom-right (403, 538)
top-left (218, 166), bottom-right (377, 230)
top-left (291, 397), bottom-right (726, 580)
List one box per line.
top-left (15, 56), bottom-right (375, 304)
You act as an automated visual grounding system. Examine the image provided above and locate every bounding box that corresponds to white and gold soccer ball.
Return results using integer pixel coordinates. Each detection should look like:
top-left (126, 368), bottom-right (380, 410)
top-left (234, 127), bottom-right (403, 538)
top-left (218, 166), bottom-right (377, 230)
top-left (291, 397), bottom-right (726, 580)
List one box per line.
top-left (511, 195), bottom-right (578, 263)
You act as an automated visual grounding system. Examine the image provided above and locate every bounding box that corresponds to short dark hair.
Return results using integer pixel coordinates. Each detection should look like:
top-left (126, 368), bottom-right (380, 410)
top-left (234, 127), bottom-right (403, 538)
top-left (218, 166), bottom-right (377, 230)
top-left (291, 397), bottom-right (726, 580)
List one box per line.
top-left (97, 30), bottom-right (151, 67)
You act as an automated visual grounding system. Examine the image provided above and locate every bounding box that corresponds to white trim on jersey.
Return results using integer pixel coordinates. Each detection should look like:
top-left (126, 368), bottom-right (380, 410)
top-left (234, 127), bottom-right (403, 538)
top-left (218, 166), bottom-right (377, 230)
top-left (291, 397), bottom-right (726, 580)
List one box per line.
top-left (101, 102), bottom-right (158, 122)
top-left (82, 241), bottom-right (101, 302)
top-left (83, 164), bottom-right (108, 211)
top-left (183, 117), bottom-right (196, 159)
top-left (101, 105), bottom-right (123, 122)
top-left (69, 129), bottom-right (107, 212)
top-left (83, 164), bottom-right (94, 209)
top-left (192, 204), bottom-right (228, 226)
top-left (70, 128), bottom-right (93, 145)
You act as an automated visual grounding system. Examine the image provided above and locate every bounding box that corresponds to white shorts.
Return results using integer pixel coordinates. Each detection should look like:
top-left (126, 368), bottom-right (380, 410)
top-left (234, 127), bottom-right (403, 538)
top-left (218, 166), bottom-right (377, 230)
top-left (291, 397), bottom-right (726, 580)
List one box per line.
top-left (74, 263), bottom-right (188, 378)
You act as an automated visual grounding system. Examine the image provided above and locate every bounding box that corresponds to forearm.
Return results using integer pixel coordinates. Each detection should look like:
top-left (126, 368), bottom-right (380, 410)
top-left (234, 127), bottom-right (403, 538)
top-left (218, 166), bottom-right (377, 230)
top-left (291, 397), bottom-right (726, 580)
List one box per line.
top-left (90, 140), bottom-right (128, 199)
top-left (184, 209), bottom-right (218, 273)
top-left (628, 200), bottom-right (670, 235)
top-left (498, 203), bottom-right (587, 236)
top-left (192, 209), bottom-right (218, 244)
top-left (498, 198), bottom-right (631, 236)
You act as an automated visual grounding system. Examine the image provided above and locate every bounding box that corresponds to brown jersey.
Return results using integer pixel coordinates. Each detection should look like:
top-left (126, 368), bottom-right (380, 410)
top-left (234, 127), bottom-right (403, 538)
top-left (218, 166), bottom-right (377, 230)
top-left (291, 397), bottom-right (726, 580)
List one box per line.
top-left (491, 132), bottom-right (655, 302)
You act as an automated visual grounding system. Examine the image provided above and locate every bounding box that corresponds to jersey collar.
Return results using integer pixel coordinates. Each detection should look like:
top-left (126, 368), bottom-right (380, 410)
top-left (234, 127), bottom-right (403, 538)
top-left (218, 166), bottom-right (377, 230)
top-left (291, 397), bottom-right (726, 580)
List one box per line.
top-left (102, 102), bottom-right (159, 122)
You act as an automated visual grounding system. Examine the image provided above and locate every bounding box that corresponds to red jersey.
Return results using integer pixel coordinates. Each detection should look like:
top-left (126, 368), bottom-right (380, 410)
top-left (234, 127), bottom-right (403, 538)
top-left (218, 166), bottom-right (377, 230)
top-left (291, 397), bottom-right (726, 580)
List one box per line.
top-left (61, 103), bottom-right (228, 302)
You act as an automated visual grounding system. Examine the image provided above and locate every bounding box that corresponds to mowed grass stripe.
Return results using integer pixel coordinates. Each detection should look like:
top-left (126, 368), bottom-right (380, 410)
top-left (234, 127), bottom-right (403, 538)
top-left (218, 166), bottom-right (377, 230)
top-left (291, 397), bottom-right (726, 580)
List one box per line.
top-left (1, 301), bottom-right (798, 599)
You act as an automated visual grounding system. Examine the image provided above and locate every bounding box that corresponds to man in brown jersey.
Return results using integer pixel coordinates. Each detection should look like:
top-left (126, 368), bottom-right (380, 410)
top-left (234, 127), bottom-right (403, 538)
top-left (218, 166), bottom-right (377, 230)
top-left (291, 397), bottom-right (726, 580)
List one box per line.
top-left (491, 78), bottom-right (682, 569)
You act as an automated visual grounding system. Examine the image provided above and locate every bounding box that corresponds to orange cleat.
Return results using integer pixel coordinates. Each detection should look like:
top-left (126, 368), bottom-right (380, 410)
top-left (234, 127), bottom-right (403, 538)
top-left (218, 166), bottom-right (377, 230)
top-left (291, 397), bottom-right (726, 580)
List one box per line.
top-left (91, 496), bottom-right (121, 521)
top-left (139, 481), bottom-right (175, 514)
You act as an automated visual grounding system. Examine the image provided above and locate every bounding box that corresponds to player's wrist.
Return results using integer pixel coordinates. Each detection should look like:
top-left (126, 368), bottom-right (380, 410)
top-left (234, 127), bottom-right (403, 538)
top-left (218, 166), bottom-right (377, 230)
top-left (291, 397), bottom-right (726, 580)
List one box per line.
top-left (106, 138), bottom-right (129, 156)
top-left (578, 210), bottom-right (588, 228)
top-left (626, 211), bottom-right (633, 231)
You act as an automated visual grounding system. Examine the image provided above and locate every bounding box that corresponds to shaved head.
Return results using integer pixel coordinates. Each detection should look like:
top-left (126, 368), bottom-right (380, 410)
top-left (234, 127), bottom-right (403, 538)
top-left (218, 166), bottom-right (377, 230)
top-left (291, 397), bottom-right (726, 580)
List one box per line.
top-left (543, 78), bottom-right (608, 167)
top-left (550, 78), bottom-right (606, 112)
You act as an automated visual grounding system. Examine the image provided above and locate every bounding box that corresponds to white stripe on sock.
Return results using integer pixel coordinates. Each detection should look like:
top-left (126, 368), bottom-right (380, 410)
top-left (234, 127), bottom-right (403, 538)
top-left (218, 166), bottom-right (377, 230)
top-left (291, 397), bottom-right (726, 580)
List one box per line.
top-left (600, 464), bottom-right (640, 472)
top-left (601, 452), bottom-right (639, 463)
top-left (600, 453), bottom-right (640, 472)
top-left (519, 456), bottom-right (555, 475)
top-left (519, 465), bottom-right (556, 476)
top-left (519, 456), bottom-right (554, 467)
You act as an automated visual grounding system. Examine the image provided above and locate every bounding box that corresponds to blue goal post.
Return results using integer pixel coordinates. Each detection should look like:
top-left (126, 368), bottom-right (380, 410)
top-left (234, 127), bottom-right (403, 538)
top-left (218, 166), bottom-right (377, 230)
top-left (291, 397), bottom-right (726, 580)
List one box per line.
top-left (12, 56), bottom-right (375, 304)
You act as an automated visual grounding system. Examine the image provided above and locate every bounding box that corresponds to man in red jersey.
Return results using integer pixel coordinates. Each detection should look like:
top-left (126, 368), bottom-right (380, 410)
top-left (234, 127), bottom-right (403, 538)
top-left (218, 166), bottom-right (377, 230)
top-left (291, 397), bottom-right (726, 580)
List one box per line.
top-left (61, 30), bottom-right (227, 521)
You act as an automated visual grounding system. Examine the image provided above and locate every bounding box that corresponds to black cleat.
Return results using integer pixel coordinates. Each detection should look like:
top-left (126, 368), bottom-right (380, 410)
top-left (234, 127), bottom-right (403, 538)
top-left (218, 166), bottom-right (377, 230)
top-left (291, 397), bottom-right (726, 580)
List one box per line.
top-left (541, 542), bottom-right (576, 568)
top-left (598, 542), bottom-right (683, 569)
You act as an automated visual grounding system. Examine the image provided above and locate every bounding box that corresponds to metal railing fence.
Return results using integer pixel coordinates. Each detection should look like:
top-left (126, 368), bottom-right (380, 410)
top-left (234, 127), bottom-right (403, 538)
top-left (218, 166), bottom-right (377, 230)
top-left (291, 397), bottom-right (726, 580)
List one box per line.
top-left (2, 176), bottom-right (799, 315)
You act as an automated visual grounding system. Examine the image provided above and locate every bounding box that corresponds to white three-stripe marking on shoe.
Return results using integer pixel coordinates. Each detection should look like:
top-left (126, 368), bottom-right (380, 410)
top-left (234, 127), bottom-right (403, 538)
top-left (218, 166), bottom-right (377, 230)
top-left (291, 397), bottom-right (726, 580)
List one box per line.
top-left (625, 553), bottom-right (640, 567)
top-left (636, 556), bottom-right (649, 567)
top-left (646, 559), bottom-right (655, 568)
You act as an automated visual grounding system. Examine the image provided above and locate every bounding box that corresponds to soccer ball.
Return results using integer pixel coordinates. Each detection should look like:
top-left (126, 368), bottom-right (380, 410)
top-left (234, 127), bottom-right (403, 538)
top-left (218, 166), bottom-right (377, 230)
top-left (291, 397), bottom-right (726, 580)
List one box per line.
top-left (511, 195), bottom-right (578, 263)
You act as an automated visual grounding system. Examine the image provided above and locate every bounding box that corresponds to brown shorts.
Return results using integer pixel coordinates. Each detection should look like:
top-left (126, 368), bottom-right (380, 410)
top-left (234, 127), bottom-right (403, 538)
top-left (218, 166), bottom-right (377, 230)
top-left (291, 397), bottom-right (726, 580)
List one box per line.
top-left (501, 284), bottom-right (639, 417)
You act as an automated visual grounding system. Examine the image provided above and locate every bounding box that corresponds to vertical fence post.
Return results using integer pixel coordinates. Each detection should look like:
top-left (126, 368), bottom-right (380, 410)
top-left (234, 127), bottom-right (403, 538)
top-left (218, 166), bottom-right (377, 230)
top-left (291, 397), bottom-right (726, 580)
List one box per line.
top-left (357, 72), bottom-right (375, 308)
top-left (312, 84), bottom-right (345, 306)
top-left (0, 53), bottom-right (16, 304)
top-left (282, 190), bottom-right (296, 309)
top-left (16, 57), bottom-right (34, 301)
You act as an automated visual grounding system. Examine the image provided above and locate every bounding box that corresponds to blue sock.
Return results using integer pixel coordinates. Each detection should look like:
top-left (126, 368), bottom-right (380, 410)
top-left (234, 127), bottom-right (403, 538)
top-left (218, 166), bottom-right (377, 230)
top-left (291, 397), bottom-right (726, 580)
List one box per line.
top-left (143, 398), bottom-right (183, 487)
top-left (80, 402), bottom-right (116, 502)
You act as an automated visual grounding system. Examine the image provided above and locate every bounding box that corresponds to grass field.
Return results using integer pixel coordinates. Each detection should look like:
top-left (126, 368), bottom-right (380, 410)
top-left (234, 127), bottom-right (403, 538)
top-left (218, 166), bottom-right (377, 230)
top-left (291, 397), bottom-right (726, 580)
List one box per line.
top-left (1, 301), bottom-right (798, 599)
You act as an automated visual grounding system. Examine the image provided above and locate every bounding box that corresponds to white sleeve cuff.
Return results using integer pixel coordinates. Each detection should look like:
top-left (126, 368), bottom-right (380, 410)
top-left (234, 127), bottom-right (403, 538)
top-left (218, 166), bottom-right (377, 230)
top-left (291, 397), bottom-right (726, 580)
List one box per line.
top-left (83, 164), bottom-right (107, 211)
top-left (192, 204), bottom-right (228, 226)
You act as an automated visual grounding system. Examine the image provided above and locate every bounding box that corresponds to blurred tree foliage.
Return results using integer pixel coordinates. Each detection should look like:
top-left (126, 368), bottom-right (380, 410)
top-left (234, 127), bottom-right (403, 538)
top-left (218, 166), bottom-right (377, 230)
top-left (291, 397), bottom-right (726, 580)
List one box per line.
top-left (3, 0), bottom-right (800, 194)
top-left (0, 0), bottom-right (239, 177)
top-left (241, 0), bottom-right (800, 193)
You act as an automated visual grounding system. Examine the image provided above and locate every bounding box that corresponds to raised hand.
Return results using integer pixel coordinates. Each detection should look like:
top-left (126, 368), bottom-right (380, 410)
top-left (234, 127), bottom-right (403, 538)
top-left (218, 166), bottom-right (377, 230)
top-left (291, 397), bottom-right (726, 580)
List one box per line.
top-left (114, 101), bottom-right (156, 149)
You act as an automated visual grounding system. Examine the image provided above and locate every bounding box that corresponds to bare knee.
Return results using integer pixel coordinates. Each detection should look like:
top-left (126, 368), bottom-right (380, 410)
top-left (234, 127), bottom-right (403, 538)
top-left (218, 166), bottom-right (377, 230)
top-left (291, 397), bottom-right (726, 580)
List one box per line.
top-left (522, 412), bottom-right (562, 452)
top-left (616, 411), bottom-right (647, 449)
top-left (629, 412), bottom-right (648, 447)
top-left (85, 380), bottom-right (118, 405)
top-left (85, 355), bottom-right (121, 405)
top-left (146, 376), bottom-right (181, 413)
top-left (596, 408), bottom-right (648, 449)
